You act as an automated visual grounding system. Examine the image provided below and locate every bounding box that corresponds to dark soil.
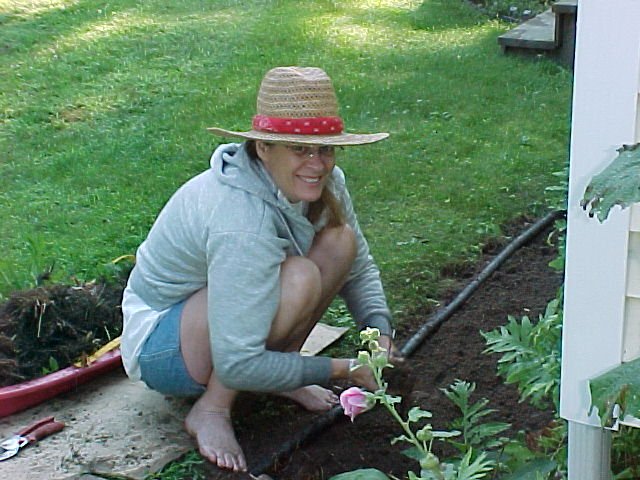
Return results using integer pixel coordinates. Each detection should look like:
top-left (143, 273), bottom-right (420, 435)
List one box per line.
top-left (195, 217), bottom-right (563, 480)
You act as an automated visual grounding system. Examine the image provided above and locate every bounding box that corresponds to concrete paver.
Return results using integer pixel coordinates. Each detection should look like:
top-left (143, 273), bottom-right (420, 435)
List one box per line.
top-left (0, 369), bottom-right (192, 479)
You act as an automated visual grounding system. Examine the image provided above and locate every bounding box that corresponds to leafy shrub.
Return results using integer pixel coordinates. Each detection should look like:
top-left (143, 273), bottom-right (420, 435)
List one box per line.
top-left (482, 291), bottom-right (563, 411)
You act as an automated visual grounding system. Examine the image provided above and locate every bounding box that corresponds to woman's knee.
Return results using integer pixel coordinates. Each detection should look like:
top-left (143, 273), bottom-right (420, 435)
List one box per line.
top-left (311, 224), bottom-right (357, 271)
top-left (335, 224), bottom-right (357, 261)
top-left (281, 256), bottom-right (322, 306)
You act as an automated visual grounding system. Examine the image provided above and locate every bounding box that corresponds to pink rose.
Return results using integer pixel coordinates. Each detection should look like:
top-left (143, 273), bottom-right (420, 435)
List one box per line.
top-left (340, 386), bottom-right (373, 421)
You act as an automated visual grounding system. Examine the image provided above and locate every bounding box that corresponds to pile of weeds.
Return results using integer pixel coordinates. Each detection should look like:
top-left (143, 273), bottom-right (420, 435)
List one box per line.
top-left (0, 281), bottom-right (124, 387)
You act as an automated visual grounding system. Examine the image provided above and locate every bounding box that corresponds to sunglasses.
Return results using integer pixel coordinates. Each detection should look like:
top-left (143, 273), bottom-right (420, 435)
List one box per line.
top-left (284, 145), bottom-right (338, 158)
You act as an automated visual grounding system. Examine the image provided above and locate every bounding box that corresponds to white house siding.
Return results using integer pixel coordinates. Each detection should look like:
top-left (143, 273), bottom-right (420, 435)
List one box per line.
top-left (560, 0), bottom-right (640, 426)
top-left (625, 208), bottom-right (640, 362)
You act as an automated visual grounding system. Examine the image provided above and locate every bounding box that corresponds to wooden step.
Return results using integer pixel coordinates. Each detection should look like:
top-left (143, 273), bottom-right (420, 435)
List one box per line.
top-left (553, 0), bottom-right (578, 15)
top-left (553, 0), bottom-right (578, 67)
top-left (497, 0), bottom-right (578, 67)
top-left (498, 9), bottom-right (557, 51)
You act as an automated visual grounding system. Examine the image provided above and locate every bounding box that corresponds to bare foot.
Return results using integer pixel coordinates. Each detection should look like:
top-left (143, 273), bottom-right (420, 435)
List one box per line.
top-left (277, 385), bottom-right (338, 412)
top-left (185, 403), bottom-right (247, 472)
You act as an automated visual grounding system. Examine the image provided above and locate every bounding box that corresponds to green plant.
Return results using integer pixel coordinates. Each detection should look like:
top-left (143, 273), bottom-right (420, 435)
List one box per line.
top-left (545, 165), bottom-right (570, 213)
top-left (334, 328), bottom-right (495, 480)
top-left (0, 236), bottom-right (56, 300)
top-left (612, 426), bottom-right (640, 478)
top-left (481, 214), bottom-right (568, 478)
top-left (482, 291), bottom-right (563, 411)
top-left (581, 142), bottom-right (640, 222)
top-left (480, 277), bottom-right (566, 478)
top-left (322, 301), bottom-right (360, 354)
top-left (441, 379), bottom-right (564, 479)
top-left (41, 356), bottom-right (60, 375)
top-left (480, 295), bottom-right (568, 479)
top-left (441, 380), bottom-right (510, 453)
top-left (546, 219), bottom-right (566, 272)
top-left (145, 450), bottom-right (205, 480)
top-left (589, 357), bottom-right (640, 428)
top-left (329, 469), bottom-right (391, 480)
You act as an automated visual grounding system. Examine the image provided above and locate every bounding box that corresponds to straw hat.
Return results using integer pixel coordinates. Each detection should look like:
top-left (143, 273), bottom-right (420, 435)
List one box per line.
top-left (207, 66), bottom-right (389, 146)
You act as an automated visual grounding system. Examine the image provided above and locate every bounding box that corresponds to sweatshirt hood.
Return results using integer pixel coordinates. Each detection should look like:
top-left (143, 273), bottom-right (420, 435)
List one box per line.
top-left (210, 143), bottom-right (279, 205)
top-left (210, 142), bottom-right (315, 254)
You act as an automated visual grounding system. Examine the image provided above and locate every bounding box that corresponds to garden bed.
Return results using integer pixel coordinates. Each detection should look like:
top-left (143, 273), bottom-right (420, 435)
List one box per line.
top-left (166, 217), bottom-right (563, 480)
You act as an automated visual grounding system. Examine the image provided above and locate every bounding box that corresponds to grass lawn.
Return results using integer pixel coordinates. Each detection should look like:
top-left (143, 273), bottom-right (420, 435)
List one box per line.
top-left (0, 0), bottom-right (571, 322)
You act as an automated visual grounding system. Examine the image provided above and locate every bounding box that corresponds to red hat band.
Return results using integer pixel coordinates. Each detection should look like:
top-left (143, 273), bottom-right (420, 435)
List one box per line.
top-left (252, 115), bottom-right (344, 135)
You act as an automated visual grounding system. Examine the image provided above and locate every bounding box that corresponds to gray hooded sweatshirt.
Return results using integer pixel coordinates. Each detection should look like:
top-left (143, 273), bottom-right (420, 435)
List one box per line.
top-left (123, 143), bottom-right (392, 392)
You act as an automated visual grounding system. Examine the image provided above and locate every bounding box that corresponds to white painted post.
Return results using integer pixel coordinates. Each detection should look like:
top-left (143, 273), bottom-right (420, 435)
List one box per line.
top-left (561, 0), bottom-right (640, 478)
top-left (567, 422), bottom-right (612, 480)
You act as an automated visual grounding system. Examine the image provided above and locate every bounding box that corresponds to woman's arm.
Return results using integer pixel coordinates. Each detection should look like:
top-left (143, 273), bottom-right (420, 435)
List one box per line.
top-left (331, 168), bottom-right (393, 336)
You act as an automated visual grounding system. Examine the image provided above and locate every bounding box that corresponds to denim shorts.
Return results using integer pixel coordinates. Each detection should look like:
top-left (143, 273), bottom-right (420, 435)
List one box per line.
top-left (138, 300), bottom-right (206, 397)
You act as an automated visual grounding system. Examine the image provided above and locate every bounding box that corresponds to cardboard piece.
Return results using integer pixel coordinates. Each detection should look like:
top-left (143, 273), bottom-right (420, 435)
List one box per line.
top-left (300, 323), bottom-right (349, 356)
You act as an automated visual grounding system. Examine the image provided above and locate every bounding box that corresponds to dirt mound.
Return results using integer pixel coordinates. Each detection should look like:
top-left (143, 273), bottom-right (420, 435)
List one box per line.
top-left (0, 282), bottom-right (123, 386)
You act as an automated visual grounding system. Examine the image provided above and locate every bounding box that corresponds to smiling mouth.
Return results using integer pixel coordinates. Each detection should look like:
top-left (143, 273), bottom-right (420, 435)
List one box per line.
top-left (299, 176), bottom-right (321, 184)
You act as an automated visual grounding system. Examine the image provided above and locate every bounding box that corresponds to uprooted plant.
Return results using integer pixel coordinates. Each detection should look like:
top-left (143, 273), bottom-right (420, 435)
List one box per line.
top-left (0, 281), bottom-right (124, 386)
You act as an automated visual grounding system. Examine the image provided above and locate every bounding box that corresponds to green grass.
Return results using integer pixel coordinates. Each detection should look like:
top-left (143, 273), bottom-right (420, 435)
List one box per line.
top-left (0, 0), bottom-right (571, 323)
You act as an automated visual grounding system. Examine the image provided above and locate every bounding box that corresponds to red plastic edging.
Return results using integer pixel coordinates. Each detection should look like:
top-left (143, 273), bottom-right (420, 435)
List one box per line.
top-left (0, 349), bottom-right (122, 418)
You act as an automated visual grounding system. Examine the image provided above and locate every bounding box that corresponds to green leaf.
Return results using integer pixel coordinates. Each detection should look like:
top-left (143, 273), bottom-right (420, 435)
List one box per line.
top-left (328, 468), bottom-right (390, 480)
top-left (454, 449), bottom-right (494, 479)
top-left (391, 434), bottom-right (412, 445)
top-left (382, 393), bottom-right (402, 405)
top-left (465, 422), bottom-right (510, 447)
top-left (49, 356), bottom-right (59, 372)
top-left (500, 440), bottom-right (539, 465)
top-left (589, 356), bottom-right (640, 426)
top-left (613, 467), bottom-right (639, 479)
top-left (401, 446), bottom-right (425, 461)
top-left (431, 429), bottom-right (461, 439)
top-left (416, 424), bottom-right (434, 442)
top-left (481, 295), bottom-right (563, 411)
top-left (442, 379), bottom-right (509, 451)
top-left (408, 406), bottom-right (433, 423)
top-left (499, 458), bottom-right (557, 480)
top-left (42, 356), bottom-right (60, 375)
top-left (581, 143), bottom-right (640, 222)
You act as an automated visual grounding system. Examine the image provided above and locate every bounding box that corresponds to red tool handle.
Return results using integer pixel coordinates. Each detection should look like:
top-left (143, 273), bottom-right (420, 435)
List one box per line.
top-left (16, 416), bottom-right (55, 436)
top-left (25, 420), bottom-right (65, 444)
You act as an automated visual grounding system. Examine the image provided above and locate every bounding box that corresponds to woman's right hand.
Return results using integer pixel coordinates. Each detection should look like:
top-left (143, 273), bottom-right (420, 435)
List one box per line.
top-left (331, 358), bottom-right (377, 391)
top-left (348, 360), bottom-right (378, 391)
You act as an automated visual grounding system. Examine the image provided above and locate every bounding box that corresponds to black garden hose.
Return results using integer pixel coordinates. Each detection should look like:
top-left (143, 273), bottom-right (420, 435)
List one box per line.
top-left (250, 209), bottom-right (566, 478)
top-left (401, 209), bottom-right (565, 357)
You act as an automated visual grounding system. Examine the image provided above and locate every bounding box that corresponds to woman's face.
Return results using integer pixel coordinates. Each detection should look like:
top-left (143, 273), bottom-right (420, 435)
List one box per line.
top-left (256, 141), bottom-right (336, 203)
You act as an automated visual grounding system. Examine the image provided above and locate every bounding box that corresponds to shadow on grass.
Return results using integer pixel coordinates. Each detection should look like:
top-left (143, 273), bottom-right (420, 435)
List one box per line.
top-left (0, 0), bottom-right (572, 303)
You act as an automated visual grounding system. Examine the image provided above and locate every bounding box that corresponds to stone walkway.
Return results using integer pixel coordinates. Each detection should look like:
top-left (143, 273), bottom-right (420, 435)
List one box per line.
top-left (0, 369), bottom-right (192, 479)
